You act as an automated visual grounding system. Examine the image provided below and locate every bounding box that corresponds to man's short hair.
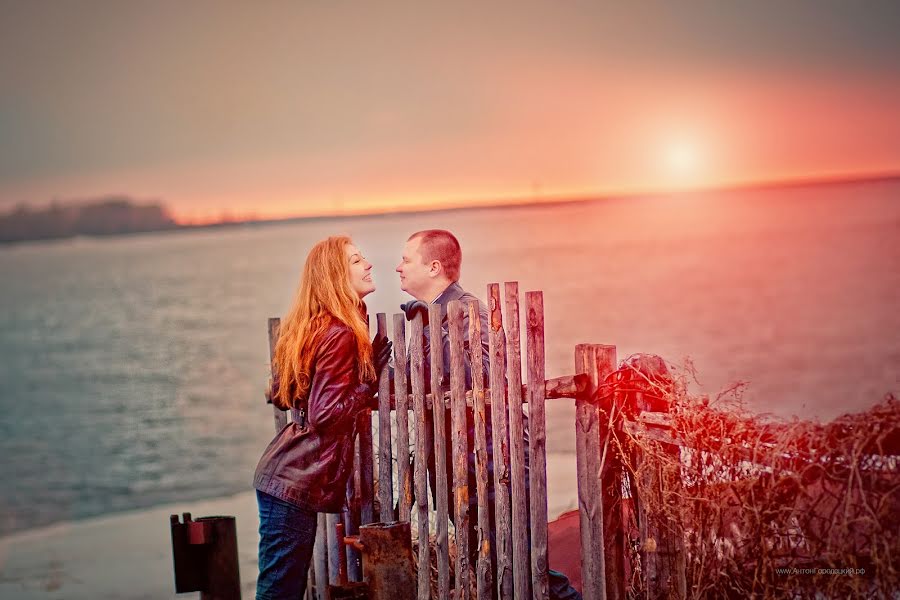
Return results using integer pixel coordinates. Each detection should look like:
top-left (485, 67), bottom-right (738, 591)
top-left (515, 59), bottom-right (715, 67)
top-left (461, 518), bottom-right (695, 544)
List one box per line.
top-left (409, 229), bottom-right (462, 282)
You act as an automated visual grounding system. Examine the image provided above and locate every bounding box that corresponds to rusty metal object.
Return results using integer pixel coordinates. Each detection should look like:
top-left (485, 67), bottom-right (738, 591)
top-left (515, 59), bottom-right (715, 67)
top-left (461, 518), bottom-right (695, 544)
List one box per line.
top-left (359, 522), bottom-right (416, 600)
top-left (170, 512), bottom-right (240, 600)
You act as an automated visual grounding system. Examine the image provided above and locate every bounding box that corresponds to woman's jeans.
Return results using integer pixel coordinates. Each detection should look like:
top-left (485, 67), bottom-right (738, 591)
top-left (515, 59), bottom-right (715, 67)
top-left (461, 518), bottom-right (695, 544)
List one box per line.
top-left (256, 490), bottom-right (318, 600)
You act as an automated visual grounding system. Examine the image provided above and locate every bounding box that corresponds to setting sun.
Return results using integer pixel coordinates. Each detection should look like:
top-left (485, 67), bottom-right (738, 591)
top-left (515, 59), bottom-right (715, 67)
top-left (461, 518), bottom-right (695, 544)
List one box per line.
top-left (663, 138), bottom-right (703, 183)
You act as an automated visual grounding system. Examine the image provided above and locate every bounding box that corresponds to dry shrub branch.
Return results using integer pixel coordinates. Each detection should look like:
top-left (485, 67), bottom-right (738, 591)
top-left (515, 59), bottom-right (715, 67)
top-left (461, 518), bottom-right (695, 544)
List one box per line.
top-left (608, 354), bottom-right (899, 599)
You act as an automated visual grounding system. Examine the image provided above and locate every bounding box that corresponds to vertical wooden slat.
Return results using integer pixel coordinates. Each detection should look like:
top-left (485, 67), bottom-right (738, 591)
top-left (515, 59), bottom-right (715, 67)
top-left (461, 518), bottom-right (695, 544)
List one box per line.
top-left (428, 302), bottom-right (451, 599)
top-left (267, 318), bottom-right (288, 432)
top-left (468, 299), bottom-right (492, 600)
top-left (394, 314), bottom-right (413, 523)
top-left (526, 292), bottom-right (549, 600)
top-left (504, 282), bottom-right (531, 600)
top-left (596, 346), bottom-right (623, 600)
top-left (326, 513), bottom-right (341, 584)
top-left (448, 300), bottom-right (471, 600)
top-left (602, 348), bottom-right (623, 598)
top-left (343, 498), bottom-right (362, 582)
top-left (410, 312), bottom-right (431, 600)
top-left (377, 313), bottom-right (394, 523)
top-left (346, 436), bottom-right (364, 581)
top-left (359, 411), bottom-right (375, 525)
top-left (575, 344), bottom-right (616, 600)
top-left (488, 283), bottom-right (513, 600)
top-left (359, 315), bottom-right (375, 527)
top-left (313, 512), bottom-right (328, 600)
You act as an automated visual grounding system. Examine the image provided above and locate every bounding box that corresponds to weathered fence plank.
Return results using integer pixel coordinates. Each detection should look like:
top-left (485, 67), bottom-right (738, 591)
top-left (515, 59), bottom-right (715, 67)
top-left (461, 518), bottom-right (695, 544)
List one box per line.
top-left (448, 300), bottom-right (471, 600)
top-left (575, 344), bottom-right (608, 600)
top-left (326, 512), bottom-right (341, 584)
top-left (376, 314), bottom-right (394, 523)
top-left (488, 284), bottom-right (513, 600)
top-left (394, 314), bottom-right (413, 524)
top-left (598, 358), bottom-right (625, 600)
top-left (267, 318), bottom-right (288, 432)
top-left (359, 409), bottom-right (375, 526)
top-left (505, 282), bottom-right (531, 600)
top-left (409, 313), bottom-right (430, 600)
top-left (468, 299), bottom-right (492, 600)
top-left (526, 291), bottom-right (549, 600)
top-left (342, 497), bottom-right (362, 582)
top-left (405, 375), bottom-right (581, 412)
top-left (428, 303), bottom-right (451, 599)
top-left (313, 512), bottom-right (328, 600)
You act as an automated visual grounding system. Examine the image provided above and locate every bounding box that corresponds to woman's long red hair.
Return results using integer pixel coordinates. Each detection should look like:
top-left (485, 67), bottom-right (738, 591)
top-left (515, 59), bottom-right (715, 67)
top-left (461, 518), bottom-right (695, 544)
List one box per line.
top-left (270, 236), bottom-right (374, 410)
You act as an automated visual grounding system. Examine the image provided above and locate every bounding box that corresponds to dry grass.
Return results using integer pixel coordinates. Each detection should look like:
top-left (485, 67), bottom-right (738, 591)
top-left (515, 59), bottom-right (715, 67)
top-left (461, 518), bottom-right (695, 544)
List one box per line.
top-left (606, 354), bottom-right (899, 599)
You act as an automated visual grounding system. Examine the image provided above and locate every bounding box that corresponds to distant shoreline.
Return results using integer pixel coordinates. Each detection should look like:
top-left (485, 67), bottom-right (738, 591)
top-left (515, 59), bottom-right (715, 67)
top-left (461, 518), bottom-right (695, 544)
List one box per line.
top-left (2, 171), bottom-right (898, 247)
top-left (228, 170), bottom-right (900, 224)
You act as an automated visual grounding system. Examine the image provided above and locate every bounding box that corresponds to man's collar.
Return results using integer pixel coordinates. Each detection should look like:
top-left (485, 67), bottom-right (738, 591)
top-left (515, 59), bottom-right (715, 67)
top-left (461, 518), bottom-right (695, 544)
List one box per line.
top-left (424, 281), bottom-right (464, 326)
top-left (430, 281), bottom-right (463, 306)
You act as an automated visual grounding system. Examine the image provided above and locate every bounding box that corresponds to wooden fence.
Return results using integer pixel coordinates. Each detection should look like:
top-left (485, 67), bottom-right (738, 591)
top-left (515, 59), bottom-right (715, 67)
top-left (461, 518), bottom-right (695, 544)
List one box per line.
top-left (266, 282), bottom-right (628, 600)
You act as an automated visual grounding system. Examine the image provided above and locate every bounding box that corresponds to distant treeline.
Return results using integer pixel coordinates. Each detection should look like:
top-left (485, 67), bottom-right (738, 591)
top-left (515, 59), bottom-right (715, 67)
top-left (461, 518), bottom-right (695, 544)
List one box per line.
top-left (0, 196), bottom-right (179, 244)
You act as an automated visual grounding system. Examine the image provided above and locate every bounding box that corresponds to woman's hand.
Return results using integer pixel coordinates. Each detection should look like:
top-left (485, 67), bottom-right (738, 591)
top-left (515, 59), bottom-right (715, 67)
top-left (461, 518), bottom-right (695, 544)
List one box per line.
top-left (356, 334), bottom-right (393, 410)
top-left (372, 333), bottom-right (392, 375)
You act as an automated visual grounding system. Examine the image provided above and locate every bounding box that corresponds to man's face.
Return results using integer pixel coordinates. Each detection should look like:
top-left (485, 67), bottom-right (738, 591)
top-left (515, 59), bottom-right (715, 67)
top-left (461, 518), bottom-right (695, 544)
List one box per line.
top-left (396, 237), bottom-right (432, 300)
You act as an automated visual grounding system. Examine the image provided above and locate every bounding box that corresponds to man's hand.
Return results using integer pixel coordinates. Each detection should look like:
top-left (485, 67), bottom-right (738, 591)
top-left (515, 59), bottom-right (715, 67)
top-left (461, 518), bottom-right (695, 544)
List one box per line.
top-left (400, 300), bottom-right (429, 326)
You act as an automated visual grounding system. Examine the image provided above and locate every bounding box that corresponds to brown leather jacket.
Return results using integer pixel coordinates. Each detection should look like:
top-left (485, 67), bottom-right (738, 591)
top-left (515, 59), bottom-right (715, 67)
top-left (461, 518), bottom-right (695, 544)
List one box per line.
top-left (253, 321), bottom-right (373, 513)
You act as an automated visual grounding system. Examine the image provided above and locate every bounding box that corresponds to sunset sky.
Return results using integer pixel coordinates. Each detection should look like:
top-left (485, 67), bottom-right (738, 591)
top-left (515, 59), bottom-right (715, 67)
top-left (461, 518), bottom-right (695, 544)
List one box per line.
top-left (1, 1), bottom-right (899, 221)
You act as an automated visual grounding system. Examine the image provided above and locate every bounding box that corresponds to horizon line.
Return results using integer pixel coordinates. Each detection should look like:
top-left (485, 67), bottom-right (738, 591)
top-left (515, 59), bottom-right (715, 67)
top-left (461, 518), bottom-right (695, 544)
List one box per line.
top-left (195, 168), bottom-right (900, 227)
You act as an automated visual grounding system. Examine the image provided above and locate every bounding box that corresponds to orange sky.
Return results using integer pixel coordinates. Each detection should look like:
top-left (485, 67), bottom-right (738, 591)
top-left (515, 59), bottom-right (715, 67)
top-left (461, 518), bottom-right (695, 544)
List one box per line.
top-left (1, 2), bottom-right (899, 222)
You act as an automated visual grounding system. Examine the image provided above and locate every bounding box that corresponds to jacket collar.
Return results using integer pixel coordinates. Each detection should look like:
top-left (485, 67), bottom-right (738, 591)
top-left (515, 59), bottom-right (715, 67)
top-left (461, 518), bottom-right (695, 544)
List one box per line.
top-left (430, 281), bottom-right (465, 324)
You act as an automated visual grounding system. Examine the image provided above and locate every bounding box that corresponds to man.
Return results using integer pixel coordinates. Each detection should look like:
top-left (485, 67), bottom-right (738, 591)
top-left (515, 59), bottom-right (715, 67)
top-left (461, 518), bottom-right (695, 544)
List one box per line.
top-left (396, 229), bottom-right (581, 600)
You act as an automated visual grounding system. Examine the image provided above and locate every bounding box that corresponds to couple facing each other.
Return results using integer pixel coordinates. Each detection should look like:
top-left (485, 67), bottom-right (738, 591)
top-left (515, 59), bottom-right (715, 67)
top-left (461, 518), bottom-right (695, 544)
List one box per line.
top-left (253, 229), bottom-right (581, 600)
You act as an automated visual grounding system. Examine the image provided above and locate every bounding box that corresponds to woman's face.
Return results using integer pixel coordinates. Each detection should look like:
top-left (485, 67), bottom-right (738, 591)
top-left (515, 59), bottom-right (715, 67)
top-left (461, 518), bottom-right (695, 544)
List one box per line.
top-left (346, 244), bottom-right (375, 299)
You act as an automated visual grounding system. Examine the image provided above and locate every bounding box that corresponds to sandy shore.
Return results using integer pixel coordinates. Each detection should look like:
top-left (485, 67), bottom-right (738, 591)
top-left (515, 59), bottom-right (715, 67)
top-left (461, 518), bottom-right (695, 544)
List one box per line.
top-left (0, 453), bottom-right (579, 599)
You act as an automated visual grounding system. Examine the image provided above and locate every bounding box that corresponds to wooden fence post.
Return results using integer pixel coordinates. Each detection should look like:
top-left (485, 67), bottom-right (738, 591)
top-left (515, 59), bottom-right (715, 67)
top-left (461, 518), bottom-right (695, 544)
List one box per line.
top-left (448, 300), bottom-right (471, 600)
top-left (313, 512), bottom-right (328, 600)
top-left (598, 348), bottom-right (625, 600)
top-left (267, 318), bottom-right (288, 432)
top-left (468, 299), bottom-right (493, 600)
top-left (326, 513), bottom-right (342, 584)
top-left (394, 314), bottom-right (413, 523)
top-left (575, 344), bottom-right (616, 600)
top-left (359, 410), bottom-right (375, 527)
top-left (377, 314), bottom-right (394, 523)
top-left (342, 498), bottom-right (362, 582)
top-left (526, 292), bottom-right (549, 600)
top-left (504, 282), bottom-right (531, 600)
top-left (409, 312), bottom-right (431, 600)
top-left (488, 284), bottom-right (513, 600)
top-left (428, 303), bottom-right (451, 599)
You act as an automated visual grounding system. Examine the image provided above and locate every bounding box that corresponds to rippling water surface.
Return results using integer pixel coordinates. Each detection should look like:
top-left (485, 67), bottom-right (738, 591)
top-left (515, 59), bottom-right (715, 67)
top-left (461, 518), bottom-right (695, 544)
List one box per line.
top-left (1, 179), bottom-right (898, 536)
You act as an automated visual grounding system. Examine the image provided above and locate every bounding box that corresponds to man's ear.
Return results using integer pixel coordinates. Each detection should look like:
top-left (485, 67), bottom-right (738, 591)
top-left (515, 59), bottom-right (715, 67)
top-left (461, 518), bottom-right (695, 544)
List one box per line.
top-left (428, 260), bottom-right (442, 278)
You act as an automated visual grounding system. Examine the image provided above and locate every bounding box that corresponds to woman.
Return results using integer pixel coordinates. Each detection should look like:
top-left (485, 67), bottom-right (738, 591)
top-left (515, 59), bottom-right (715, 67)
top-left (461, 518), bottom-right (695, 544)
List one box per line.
top-left (253, 236), bottom-right (391, 599)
